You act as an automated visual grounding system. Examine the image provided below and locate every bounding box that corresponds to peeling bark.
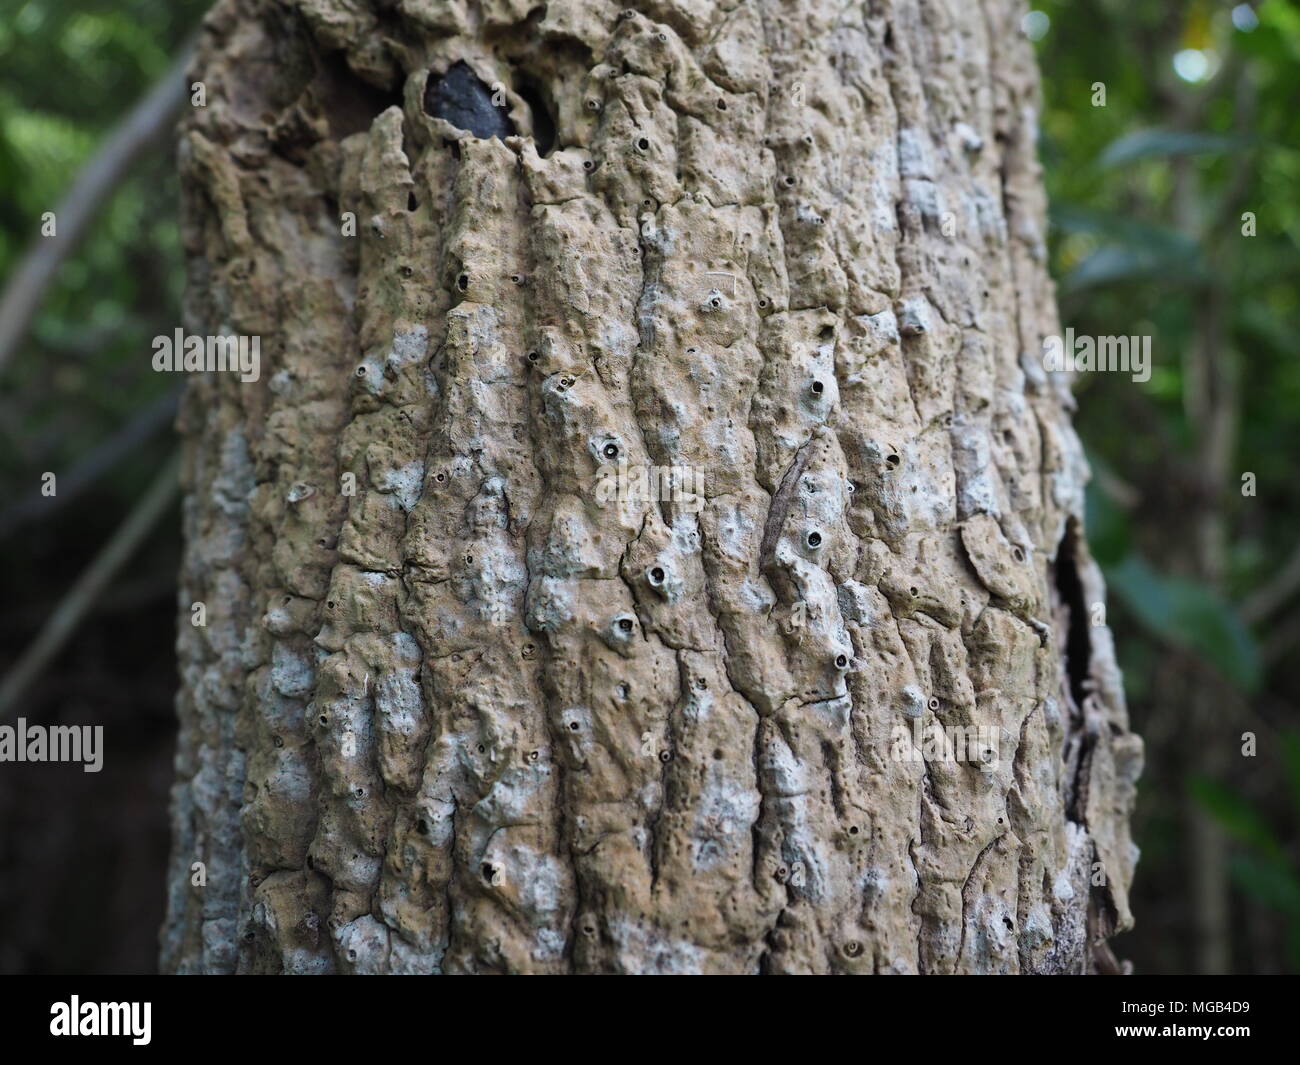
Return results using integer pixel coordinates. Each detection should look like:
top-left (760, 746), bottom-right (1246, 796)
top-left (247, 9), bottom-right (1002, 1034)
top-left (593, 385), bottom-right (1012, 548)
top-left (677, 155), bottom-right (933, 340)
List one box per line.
top-left (163, 0), bottom-right (1142, 975)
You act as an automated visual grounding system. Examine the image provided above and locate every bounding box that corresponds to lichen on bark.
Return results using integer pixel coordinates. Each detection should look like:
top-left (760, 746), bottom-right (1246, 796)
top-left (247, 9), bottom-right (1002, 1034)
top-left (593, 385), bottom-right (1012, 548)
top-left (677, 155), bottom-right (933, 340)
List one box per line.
top-left (163, 0), bottom-right (1142, 975)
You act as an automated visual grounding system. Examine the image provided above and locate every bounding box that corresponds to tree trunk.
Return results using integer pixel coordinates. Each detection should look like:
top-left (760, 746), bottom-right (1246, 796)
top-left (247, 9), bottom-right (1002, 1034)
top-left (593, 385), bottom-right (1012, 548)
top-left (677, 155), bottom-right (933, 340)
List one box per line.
top-left (163, 0), bottom-right (1142, 974)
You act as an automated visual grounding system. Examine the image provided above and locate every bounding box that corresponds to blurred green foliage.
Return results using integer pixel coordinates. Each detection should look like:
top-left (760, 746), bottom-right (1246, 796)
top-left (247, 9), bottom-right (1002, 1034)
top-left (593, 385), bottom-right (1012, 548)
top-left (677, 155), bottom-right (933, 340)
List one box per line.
top-left (1038, 0), bottom-right (1300, 972)
top-left (0, 0), bottom-right (207, 499)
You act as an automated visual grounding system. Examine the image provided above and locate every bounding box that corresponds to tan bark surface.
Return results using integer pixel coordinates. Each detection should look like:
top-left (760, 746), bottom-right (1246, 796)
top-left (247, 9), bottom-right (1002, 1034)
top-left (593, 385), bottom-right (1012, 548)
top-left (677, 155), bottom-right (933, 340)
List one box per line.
top-left (163, 0), bottom-right (1142, 974)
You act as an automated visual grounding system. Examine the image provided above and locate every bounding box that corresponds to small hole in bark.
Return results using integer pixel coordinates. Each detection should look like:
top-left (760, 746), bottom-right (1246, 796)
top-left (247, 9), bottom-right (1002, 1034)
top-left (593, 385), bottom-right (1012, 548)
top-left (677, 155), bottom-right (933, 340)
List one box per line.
top-left (659, 749), bottom-right (672, 763)
top-left (457, 273), bottom-right (469, 291)
top-left (783, 175), bottom-right (796, 187)
top-left (618, 617), bottom-right (634, 633)
top-left (811, 380), bottom-right (824, 396)
top-left (886, 453), bottom-right (901, 468)
top-left (849, 825), bottom-right (860, 835)
top-left (476, 743), bottom-right (485, 753)
top-left (1013, 546), bottom-right (1025, 562)
top-left (806, 530), bottom-right (822, 549)
top-left (636, 136), bottom-right (650, 152)
top-left (273, 735), bottom-right (284, 748)
top-left (528, 749), bottom-right (540, 762)
top-left (648, 565), bottom-right (666, 586)
top-left (522, 643), bottom-right (536, 659)
top-left (526, 350), bottom-right (539, 363)
top-left (909, 586), bottom-right (919, 597)
top-left (713, 749), bottom-right (724, 760)
top-left (716, 98), bottom-right (727, 110)
top-left (844, 941), bottom-right (862, 957)
top-left (407, 190), bottom-right (418, 211)
top-left (603, 442), bottom-right (619, 458)
top-left (511, 273), bottom-right (526, 285)
top-left (417, 819), bottom-right (428, 834)
top-left (435, 472), bottom-right (446, 482)
top-left (834, 653), bottom-right (849, 670)
top-left (355, 366), bottom-right (366, 376)
top-left (758, 298), bottom-right (768, 308)
top-left (819, 325), bottom-right (834, 340)
top-left (927, 696), bottom-right (940, 710)
top-left (481, 864), bottom-right (495, 881)
top-left (568, 721), bottom-right (580, 731)
top-left (583, 159), bottom-right (596, 172)
top-left (617, 683), bottom-right (630, 700)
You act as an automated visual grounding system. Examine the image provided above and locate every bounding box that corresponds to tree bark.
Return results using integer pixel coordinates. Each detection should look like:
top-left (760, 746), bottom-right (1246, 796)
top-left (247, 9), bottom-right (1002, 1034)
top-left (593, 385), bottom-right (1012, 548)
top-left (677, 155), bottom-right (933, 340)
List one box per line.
top-left (163, 0), bottom-right (1142, 974)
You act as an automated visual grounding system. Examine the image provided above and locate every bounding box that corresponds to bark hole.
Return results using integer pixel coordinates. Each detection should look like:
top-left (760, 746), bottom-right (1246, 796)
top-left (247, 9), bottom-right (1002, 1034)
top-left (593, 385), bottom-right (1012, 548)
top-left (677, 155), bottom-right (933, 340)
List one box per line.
top-left (513, 77), bottom-right (556, 155)
top-left (315, 48), bottom-right (404, 140)
top-left (1052, 518), bottom-right (1093, 711)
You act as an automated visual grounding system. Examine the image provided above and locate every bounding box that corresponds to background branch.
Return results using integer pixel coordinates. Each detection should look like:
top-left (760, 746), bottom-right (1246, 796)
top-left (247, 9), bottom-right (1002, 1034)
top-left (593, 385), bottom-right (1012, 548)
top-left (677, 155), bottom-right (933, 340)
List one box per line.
top-left (0, 46), bottom-right (192, 377)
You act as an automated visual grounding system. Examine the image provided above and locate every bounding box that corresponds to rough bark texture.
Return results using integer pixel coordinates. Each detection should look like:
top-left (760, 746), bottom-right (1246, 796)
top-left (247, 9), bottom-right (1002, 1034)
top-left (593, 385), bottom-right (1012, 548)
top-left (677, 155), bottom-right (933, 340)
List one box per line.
top-left (163, 0), bottom-right (1143, 974)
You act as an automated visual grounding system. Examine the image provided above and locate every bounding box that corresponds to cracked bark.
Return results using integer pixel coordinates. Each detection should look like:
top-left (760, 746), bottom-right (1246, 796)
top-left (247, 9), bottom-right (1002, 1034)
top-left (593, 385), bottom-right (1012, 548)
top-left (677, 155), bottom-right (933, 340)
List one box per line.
top-left (163, 0), bottom-right (1142, 975)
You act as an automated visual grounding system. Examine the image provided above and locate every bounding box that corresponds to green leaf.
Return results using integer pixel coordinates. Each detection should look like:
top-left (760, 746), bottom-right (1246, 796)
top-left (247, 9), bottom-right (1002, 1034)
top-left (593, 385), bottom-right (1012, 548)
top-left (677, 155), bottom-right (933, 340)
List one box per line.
top-left (1098, 128), bottom-right (1247, 168)
top-left (1190, 777), bottom-right (1284, 858)
top-left (1280, 731), bottom-right (1300, 817)
top-left (1064, 245), bottom-right (1211, 290)
top-left (1107, 554), bottom-right (1263, 692)
top-left (1051, 205), bottom-right (1209, 290)
top-left (1229, 852), bottom-right (1300, 915)
top-left (1083, 479), bottom-right (1130, 568)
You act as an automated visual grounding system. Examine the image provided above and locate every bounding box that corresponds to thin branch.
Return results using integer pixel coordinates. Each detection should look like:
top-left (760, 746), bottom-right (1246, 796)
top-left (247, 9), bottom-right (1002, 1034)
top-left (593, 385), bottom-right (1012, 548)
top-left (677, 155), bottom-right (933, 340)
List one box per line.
top-left (1241, 540), bottom-right (1300, 626)
top-left (0, 384), bottom-right (180, 538)
top-left (0, 454), bottom-right (180, 720)
top-left (0, 46), bottom-right (193, 377)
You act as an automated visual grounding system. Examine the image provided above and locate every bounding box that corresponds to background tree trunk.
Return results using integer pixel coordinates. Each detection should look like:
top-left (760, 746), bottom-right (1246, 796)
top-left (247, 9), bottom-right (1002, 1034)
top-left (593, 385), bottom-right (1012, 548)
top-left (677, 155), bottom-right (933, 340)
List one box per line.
top-left (162, 0), bottom-right (1142, 974)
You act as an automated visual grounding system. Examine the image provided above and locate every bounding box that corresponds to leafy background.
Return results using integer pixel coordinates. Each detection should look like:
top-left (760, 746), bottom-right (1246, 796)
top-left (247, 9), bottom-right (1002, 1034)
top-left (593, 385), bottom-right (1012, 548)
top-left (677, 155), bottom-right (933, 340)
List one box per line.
top-left (0, 0), bottom-right (1296, 973)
